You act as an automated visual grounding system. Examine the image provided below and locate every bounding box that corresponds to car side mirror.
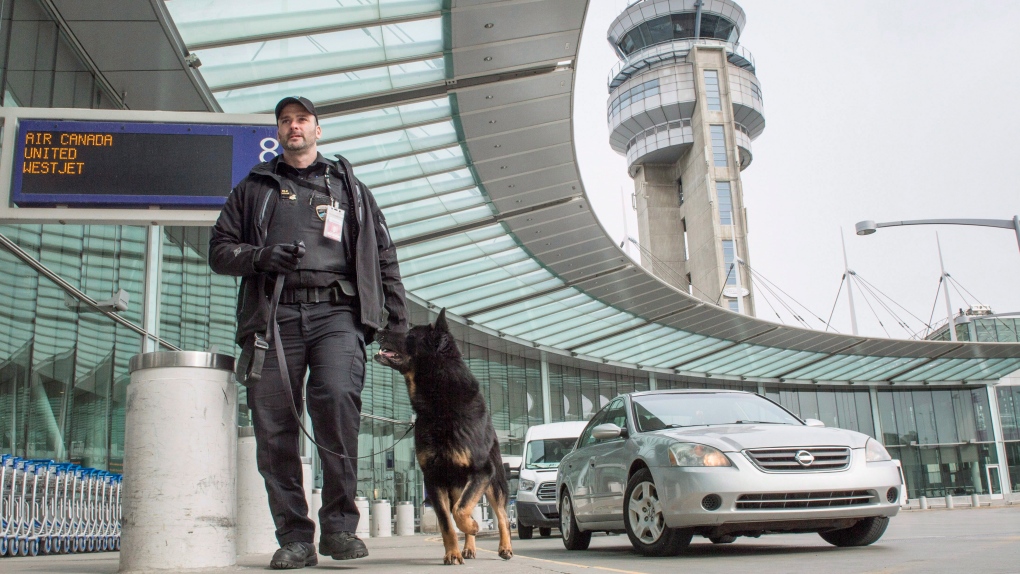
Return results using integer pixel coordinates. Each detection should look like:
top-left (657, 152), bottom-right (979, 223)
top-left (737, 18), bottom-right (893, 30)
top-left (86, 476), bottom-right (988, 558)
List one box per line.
top-left (804, 418), bottom-right (825, 427)
top-left (592, 423), bottom-right (624, 440)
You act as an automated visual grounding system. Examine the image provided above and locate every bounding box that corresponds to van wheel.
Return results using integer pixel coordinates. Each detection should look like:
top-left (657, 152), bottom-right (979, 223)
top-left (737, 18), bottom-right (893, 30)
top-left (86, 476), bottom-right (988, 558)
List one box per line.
top-left (560, 491), bottom-right (591, 550)
top-left (624, 469), bottom-right (693, 556)
top-left (539, 528), bottom-right (552, 537)
top-left (518, 525), bottom-right (533, 540)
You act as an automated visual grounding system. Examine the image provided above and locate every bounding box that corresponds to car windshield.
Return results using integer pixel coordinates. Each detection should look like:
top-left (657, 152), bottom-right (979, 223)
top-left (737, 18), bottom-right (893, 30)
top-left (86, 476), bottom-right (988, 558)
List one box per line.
top-left (524, 438), bottom-right (577, 469)
top-left (631, 393), bottom-right (802, 432)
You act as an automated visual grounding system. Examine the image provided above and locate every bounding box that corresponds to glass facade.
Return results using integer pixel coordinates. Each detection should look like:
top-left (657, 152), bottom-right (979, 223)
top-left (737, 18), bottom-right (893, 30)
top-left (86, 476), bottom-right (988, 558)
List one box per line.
top-left (616, 13), bottom-right (738, 56)
top-left (0, 224), bottom-right (147, 472)
top-left (0, 0), bottom-right (115, 108)
top-left (929, 315), bottom-right (1020, 343)
top-left (764, 385), bottom-right (874, 436)
top-left (877, 388), bottom-right (997, 497)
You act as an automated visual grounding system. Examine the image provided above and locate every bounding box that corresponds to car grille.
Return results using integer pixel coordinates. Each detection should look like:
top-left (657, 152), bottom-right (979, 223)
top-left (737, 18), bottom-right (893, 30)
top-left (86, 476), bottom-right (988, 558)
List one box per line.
top-left (736, 490), bottom-right (875, 510)
top-left (744, 447), bottom-right (851, 472)
top-left (536, 482), bottom-right (557, 502)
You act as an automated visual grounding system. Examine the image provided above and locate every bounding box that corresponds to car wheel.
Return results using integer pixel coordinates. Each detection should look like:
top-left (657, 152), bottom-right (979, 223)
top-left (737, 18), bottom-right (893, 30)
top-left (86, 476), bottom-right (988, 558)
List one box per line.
top-left (560, 490), bottom-right (592, 550)
top-left (518, 524), bottom-right (534, 540)
top-left (818, 516), bottom-right (890, 547)
top-left (539, 527), bottom-right (552, 537)
top-left (624, 468), bottom-right (693, 556)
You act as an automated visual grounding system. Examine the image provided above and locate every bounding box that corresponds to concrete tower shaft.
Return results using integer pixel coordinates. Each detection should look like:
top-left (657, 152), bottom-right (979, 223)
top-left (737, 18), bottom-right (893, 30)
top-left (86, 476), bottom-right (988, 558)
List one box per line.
top-left (606, 0), bottom-right (764, 315)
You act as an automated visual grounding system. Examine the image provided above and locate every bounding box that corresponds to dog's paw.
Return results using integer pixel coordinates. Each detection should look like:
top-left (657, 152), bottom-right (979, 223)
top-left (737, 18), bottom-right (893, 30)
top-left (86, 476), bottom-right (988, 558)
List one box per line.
top-left (461, 547), bottom-right (476, 560)
top-left (443, 550), bottom-right (464, 565)
top-left (498, 547), bottom-right (513, 561)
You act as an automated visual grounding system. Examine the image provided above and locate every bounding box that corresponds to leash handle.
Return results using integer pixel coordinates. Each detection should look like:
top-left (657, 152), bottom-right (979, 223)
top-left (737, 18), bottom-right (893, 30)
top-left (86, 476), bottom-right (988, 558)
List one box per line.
top-left (267, 273), bottom-right (413, 460)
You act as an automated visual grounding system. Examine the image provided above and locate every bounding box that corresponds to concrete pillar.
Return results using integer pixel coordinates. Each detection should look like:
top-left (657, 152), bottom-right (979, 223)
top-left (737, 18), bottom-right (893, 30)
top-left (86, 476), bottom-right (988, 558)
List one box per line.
top-left (355, 497), bottom-right (371, 537)
top-left (971, 493), bottom-right (981, 508)
top-left (394, 501), bottom-right (415, 535)
top-left (945, 494), bottom-right (954, 509)
top-left (120, 352), bottom-right (237, 573)
top-left (237, 427), bottom-right (277, 556)
top-left (919, 496), bottom-right (928, 510)
top-left (371, 500), bottom-right (392, 537)
top-left (540, 352), bottom-right (552, 424)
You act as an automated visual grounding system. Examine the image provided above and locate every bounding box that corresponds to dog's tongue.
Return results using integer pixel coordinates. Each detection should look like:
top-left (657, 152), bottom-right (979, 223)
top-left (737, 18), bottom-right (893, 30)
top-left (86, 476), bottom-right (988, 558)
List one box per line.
top-left (377, 349), bottom-right (399, 360)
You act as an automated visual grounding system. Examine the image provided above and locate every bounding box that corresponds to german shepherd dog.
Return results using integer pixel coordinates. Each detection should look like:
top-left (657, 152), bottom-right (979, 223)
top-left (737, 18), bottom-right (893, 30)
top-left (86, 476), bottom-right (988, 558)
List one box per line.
top-left (374, 309), bottom-right (513, 564)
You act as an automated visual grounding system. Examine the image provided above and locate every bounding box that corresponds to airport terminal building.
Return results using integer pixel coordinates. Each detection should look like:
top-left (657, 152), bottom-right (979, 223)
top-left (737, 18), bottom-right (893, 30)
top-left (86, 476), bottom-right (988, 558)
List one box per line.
top-left (1, 0), bottom-right (1019, 507)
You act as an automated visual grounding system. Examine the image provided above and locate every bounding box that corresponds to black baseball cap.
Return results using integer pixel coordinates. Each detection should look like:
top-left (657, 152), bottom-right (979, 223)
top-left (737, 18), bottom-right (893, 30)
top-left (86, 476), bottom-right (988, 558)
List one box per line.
top-left (275, 96), bottom-right (317, 121)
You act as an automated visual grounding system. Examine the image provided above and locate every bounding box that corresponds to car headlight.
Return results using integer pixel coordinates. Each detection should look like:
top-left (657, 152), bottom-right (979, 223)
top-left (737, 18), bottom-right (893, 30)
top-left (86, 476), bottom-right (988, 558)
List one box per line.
top-left (668, 443), bottom-right (732, 467)
top-left (519, 479), bottom-right (536, 491)
top-left (865, 439), bottom-right (892, 462)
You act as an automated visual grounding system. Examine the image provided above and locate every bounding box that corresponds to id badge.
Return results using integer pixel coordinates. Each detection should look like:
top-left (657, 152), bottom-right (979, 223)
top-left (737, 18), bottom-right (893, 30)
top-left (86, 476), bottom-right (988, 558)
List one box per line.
top-left (324, 206), bottom-right (345, 242)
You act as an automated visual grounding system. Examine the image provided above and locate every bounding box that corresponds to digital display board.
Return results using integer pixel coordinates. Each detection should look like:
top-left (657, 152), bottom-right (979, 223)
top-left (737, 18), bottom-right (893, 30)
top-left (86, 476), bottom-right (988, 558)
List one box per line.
top-left (12, 120), bottom-right (278, 208)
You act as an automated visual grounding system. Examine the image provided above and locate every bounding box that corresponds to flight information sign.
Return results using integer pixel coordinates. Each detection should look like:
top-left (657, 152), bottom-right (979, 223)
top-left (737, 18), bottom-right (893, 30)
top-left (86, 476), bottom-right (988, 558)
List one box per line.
top-left (12, 120), bottom-right (278, 207)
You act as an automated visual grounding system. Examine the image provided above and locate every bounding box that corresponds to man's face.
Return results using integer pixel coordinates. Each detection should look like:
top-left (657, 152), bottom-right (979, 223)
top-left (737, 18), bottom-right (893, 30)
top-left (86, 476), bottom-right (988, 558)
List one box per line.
top-left (276, 103), bottom-right (320, 153)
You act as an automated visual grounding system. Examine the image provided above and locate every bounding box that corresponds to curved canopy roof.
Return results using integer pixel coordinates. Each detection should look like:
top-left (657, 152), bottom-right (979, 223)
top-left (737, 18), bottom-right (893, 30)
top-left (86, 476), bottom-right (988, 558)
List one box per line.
top-left (151, 0), bottom-right (1020, 383)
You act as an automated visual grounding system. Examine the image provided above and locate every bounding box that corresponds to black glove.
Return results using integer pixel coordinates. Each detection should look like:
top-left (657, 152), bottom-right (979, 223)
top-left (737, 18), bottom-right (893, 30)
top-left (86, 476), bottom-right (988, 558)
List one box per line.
top-left (255, 243), bottom-right (304, 273)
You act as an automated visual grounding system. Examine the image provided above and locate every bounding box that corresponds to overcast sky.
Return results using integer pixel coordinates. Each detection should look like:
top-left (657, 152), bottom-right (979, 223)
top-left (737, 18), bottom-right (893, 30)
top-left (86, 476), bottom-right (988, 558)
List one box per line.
top-left (575, 0), bottom-right (1020, 340)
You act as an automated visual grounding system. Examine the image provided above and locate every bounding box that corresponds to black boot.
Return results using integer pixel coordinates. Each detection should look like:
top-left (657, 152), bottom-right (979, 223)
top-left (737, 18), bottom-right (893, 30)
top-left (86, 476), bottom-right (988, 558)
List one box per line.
top-left (270, 541), bottom-right (318, 569)
top-left (319, 531), bottom-right (369, 560)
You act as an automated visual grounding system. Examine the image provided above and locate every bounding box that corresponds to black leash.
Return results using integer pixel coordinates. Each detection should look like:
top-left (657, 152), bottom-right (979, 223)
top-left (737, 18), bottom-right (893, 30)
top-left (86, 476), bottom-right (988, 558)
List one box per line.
top-left (267, 272), bottom-right (414, 460)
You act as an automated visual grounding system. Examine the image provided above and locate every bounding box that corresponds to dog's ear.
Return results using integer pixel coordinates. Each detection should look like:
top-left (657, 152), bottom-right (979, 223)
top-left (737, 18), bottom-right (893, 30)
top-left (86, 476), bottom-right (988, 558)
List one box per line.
top-left (435, 308), bottom-right (448, 332)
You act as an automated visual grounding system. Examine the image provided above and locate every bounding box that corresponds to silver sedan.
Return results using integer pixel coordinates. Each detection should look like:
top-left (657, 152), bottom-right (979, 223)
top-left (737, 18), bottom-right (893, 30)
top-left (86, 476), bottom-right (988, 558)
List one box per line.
top-left (556, 390), bottom-right (902, 556)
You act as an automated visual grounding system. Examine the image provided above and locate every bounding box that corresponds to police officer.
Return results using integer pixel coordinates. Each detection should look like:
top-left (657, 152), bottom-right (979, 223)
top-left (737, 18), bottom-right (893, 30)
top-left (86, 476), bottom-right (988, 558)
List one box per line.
top-left (210, 96), bottom-right (407, 570)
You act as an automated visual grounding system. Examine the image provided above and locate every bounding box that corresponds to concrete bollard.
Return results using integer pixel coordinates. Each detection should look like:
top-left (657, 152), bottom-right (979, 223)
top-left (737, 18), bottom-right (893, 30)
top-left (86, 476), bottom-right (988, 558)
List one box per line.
top-left (919, 496), bottom-right (928, 509)
top-left (456, 504), bottom-right (485, 533)
top-left (945, 494), bottom-right (954, 509)
top-left (419, 505), bottom-right (438, 534)
top-left (237, 427), bottom-right (278, 556)
top-left (371, 500), bottom-right (392, 537)
top-left (120, 352), bottom-right (237, 573)
top-left (395, 501), bottom-right (415, 536)
top-left (355, 497), bottom-right (371, 537)
top-left (971, 493), bottom-right (980, 508)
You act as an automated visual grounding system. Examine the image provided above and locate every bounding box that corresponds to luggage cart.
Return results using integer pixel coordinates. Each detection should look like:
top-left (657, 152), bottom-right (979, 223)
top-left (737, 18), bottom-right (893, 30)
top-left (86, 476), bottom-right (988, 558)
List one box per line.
top-left (0, 455), bottom-right (121, 557)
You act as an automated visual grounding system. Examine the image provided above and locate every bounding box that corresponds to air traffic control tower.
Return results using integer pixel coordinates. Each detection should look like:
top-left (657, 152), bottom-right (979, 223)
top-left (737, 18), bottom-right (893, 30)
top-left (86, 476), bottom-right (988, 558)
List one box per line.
top-left (607, 0), bottom-right (764, 314)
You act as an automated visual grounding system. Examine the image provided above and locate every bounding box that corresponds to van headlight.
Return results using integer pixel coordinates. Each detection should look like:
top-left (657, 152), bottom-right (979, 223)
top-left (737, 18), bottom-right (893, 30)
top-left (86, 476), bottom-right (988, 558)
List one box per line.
top-left (519, 479), bottom-right (536, 491)
top-left (865, 439), bottom-right (892, 462)
top-left (668, 443), bottom-right (731, 467)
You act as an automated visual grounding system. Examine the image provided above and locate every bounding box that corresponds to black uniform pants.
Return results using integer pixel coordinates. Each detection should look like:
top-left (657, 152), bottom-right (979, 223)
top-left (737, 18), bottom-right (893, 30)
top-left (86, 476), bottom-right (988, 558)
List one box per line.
top-left (246, 302), bottom-right (366, 545)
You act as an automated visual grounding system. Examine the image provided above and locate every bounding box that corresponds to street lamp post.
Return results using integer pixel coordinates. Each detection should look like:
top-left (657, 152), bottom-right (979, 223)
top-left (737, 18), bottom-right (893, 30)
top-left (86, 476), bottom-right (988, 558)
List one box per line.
top-left (854, 215), bottom-right (1020, 341)
top-left (855, 216), bottom-right (1020, 255)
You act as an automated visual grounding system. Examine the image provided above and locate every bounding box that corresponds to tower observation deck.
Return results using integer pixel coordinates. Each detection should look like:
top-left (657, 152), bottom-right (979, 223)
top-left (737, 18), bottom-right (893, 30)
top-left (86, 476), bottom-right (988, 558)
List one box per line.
top-left (607, 0), bottom-right (764, 314)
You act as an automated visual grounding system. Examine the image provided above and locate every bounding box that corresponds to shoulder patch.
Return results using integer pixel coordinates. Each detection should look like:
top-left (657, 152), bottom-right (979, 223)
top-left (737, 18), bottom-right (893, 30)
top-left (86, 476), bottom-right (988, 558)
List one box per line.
top-left (233, 247), bottom-right (242, 257)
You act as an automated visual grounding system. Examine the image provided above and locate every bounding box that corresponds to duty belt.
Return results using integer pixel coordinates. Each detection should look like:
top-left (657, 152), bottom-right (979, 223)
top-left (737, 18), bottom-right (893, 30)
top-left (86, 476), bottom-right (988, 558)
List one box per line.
top-left (279, 285), bottom-right (354, 304)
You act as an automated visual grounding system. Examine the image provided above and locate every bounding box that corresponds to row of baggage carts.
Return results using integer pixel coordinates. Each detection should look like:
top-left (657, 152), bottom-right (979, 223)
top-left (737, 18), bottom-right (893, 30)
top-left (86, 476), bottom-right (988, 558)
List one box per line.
top-left (1, 454), bottom-right (121, 557)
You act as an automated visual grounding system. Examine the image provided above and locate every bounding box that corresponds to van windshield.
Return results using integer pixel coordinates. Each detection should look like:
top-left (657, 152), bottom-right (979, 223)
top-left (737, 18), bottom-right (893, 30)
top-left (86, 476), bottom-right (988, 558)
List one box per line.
top-left (524, 438), bottom-right (576, 469)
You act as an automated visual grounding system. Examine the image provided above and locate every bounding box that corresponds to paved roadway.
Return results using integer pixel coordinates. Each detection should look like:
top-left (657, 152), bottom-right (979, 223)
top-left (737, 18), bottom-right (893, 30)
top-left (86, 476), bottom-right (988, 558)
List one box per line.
top-left (3, 507), bottom-right (1018, 574)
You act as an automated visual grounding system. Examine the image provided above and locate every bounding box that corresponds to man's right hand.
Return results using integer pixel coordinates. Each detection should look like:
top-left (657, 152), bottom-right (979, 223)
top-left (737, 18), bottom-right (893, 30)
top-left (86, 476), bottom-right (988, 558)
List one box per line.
top-left (255, 244), bottom-right (304, 273)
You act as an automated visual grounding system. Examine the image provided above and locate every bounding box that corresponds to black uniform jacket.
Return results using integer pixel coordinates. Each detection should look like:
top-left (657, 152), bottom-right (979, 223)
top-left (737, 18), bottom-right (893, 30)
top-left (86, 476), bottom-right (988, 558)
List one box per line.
top-left (209, 153), bottom-right (408, 345)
